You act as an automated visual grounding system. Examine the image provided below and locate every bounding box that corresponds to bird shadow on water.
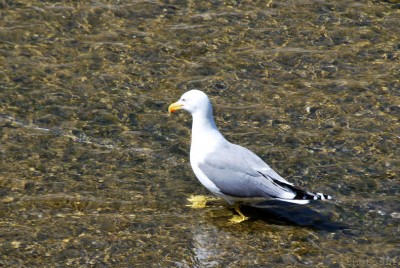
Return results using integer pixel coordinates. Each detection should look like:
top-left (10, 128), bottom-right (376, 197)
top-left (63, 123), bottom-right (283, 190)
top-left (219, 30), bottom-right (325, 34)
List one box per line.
top-left (239, 201), bottom-right (349, 232)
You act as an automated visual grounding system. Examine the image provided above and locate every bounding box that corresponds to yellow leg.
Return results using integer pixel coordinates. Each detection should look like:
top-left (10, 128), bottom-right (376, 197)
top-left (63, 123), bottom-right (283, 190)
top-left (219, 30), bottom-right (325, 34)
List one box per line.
top-left (229, 203), bottom-right (249, 223)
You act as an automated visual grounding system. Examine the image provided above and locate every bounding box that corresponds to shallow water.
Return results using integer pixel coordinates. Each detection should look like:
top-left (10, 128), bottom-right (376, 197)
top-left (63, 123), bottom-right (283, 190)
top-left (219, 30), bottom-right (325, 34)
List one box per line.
top-left (1, 0), bottom-right (399, 267)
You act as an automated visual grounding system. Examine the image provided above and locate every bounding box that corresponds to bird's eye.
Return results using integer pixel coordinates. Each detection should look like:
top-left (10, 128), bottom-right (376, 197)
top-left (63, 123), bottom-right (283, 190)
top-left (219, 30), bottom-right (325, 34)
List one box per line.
top-left (181, 98), bottom-right (186, 102)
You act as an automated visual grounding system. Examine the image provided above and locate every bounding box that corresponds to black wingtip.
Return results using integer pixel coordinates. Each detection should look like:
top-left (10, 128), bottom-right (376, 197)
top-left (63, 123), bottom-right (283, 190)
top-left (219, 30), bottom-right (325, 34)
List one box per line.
top-left (315, 193), bottom-right (332, 200)
top-left (294, 191), bottom-right (332, 201)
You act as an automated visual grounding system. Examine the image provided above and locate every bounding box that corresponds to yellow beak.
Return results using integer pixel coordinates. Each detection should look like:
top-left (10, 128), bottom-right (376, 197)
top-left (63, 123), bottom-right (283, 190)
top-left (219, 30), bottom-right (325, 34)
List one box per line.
top-left (168, 101), bottom-right (183, 113)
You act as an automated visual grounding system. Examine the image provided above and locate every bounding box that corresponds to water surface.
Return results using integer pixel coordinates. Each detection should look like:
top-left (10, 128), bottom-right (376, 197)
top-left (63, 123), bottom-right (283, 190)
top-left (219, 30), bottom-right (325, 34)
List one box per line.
top-left (1, 1), bottom-right (399, 267)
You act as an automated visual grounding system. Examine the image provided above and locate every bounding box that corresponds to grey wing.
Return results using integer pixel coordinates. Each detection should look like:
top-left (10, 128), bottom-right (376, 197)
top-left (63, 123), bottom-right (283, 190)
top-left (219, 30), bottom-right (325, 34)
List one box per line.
top-left (198, 143), bottom-right (296, 199)
top-left (230, 143), bottom-right (294, 185)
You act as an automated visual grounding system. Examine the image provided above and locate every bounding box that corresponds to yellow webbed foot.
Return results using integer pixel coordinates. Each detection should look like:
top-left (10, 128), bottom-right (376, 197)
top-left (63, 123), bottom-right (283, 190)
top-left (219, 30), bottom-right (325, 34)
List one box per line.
top-left (229, 214), bottom-right (249, 223)
top-left (229, 203), bottom-right (249, 223)
top-left (187, 195), bottom-right (217, 208)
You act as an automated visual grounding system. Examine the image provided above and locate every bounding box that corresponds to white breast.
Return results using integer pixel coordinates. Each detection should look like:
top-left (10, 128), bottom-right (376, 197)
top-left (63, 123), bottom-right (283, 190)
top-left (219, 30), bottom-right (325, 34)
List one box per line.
top-left (189, 135), bottom-right (223, 195)
top-left (190, 162), bottom-right (221, 195)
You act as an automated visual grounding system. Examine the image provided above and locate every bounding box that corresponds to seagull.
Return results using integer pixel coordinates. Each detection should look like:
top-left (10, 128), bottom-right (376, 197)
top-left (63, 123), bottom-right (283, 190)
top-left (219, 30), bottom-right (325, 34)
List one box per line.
top-left (168, 89), bottom-right (331, 222)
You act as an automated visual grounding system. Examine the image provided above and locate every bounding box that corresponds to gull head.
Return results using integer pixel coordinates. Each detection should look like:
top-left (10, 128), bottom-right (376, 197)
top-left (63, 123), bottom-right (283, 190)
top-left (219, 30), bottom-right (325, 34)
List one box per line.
top-left (168, 90), bottom-right (212, 116)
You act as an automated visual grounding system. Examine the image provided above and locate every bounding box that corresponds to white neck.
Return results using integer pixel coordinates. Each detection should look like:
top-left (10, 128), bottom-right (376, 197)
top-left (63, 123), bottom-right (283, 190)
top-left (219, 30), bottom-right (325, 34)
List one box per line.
top-left (190, 109), bottom-right (225, 151)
